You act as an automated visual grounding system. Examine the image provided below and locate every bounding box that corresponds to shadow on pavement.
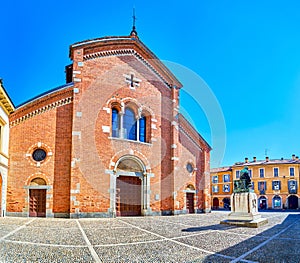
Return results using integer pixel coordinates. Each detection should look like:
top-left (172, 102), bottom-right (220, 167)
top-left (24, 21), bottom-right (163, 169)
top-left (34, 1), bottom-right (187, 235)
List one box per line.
top-left (200, 213), bottom-right (300, 263)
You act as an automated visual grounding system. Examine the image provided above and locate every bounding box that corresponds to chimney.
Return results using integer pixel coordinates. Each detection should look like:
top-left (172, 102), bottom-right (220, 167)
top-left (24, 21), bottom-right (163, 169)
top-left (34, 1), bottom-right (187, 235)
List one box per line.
top-left (253, 157), bottom-right (257, 162)
top-left (245, 157), bottom-right (248, 163)
top-left (292, 154), bottom-right (296, 160)
top-left (266, 156), bottom-right (269, 162)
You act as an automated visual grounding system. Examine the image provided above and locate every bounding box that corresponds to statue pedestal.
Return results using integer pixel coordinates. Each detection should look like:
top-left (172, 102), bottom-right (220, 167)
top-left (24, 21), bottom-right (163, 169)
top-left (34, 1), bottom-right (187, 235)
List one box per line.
top-left (220, 192), bottom-right (268, 228)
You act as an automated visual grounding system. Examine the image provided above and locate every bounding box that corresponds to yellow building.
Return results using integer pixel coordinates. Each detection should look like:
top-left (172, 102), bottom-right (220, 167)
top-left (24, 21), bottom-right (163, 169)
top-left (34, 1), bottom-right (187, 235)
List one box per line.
top-left (211, 155), bottom-right (300, 210)
top-left (210, 166), bottom-right (232, 209)
top-left (0, 79), bottom-right (14, 216)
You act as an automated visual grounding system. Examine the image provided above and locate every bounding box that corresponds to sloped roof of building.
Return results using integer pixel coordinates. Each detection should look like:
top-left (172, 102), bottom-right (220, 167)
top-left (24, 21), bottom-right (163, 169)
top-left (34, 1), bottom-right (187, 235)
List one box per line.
top-left (210, 166), bottom-right (232, 173)
top-left (15, 82), bottom-right (74, 109)
top-left (233, 156), bottom-right (300, 167)
top-left (178, 113), bottom-right (211, 152)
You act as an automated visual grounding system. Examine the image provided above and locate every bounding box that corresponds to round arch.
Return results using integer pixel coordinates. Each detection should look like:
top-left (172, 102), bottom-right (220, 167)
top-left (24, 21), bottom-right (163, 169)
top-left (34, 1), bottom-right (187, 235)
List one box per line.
top-left (222, 197), bottom-right (230, 209)
top-left (30, 177), bottom-right (47, 186)
top-left (114, 155), bottom-right (146, 174)
top-left (259, 196), bottom-right (267, 209)
top-left (287, 195), bottom-right (298, 209)
top-left (272, 195), bottom-right (282, 209)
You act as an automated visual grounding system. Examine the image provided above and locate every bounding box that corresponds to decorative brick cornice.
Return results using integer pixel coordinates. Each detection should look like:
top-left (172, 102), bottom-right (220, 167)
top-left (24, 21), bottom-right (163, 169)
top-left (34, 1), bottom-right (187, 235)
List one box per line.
top-left (70, 36), bottom-right (182, 88)
top-left (84, 48), bottom-right (172, 89)
top-left (83, 48), bottom-right (135, 60)
top-left (10, 97), bottom-right (73, 127)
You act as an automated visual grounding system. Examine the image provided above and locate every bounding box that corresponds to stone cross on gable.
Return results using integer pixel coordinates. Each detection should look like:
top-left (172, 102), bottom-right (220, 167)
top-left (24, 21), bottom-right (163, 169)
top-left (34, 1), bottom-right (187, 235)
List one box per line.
top-left (124, 73), bottom-right (141, 89)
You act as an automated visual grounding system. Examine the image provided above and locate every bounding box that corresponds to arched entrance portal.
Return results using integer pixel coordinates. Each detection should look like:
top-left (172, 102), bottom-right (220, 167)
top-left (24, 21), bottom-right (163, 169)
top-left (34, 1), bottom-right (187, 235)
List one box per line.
top-left (29, 178), bottom-right (47, 217)
top-left (115, 157), bottom-right (145, 216)
top-left (186, 184), bottom-right (195, 214)
top-left (259, 196), bottom-right (267, 209)
top-left (288, 195), bottom-right (298, 209)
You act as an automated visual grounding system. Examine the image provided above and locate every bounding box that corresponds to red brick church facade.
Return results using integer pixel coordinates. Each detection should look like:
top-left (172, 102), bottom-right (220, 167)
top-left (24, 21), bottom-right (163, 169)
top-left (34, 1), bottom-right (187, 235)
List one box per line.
top-left (7, 32), bottom-right (211, 218)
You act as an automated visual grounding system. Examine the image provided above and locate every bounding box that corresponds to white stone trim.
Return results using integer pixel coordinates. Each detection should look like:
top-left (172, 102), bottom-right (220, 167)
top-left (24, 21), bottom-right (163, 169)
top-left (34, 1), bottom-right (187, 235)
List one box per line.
top-left (102, 107), bottom-right (111, 113)
top-left (151, 123), bottom-right (157, 130)
top-left (72, 131), bottom-right (81, 139)
top-left (102, 126), bottom-right (110, 133)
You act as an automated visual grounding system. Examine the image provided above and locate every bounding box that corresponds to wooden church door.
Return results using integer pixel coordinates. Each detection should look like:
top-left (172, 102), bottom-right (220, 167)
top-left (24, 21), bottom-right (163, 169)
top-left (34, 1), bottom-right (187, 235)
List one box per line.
top-left (116, 176), bottom-right (141, 216)
top-left (29, 189), bottom-right (46, 217)
top-left (186, 193), bottom-right (195, 213)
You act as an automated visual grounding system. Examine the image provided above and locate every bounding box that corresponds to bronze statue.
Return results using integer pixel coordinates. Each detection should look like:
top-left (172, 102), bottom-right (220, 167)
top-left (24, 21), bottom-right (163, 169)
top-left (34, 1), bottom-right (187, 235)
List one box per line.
top-left (233, 166), bottom-right (252, 193)
top-left (240, 166), bottom-right (251, 187)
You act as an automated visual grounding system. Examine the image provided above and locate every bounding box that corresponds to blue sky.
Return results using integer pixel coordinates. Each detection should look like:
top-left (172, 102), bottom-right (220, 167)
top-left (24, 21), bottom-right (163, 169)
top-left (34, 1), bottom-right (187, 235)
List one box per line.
top-left (1, 1), bottom-right (300, 167)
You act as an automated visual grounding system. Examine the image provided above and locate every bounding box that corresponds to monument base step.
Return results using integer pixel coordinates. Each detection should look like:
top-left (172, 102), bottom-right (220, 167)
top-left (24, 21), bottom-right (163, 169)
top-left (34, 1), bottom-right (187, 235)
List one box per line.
top-left (220, 217), bottom-right (268, 228)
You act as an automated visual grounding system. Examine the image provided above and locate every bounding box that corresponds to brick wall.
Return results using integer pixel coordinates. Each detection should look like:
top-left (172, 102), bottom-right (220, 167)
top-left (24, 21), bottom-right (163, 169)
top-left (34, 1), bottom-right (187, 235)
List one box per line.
top-left (8, 88), bottom-right (73, 216)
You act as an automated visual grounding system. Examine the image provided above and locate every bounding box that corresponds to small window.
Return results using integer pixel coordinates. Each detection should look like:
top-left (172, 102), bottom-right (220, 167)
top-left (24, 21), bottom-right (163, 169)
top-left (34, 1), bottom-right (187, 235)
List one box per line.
top-left (139, 116), bottom-right (146, 142)
top-left (32, 148), bottom-right (47, 162)
top-left (236, 170), bottom-right (240, 179)
top-left (272, 181), bottom-right (281, 190)
top-left (274, 167), bottom-right (279, 177)
top-left (186, 163), bottom-right (194, 173)
top-left (223, 174), bottom-right (230, 182)
top-left (212, 185), bottom-right (219, 193)
top-left (259, 168), bottom-right (264, 178)
top-left (112, 108), bottom-right (120, 137)
top-left (289, 167), bottom-right (295, 177)
top-left (223, 184), bottom-right (230, 193)
top-left (212, 176), bottom-right (218, 184)
top-left (258, 181), bottom-right (267, 193)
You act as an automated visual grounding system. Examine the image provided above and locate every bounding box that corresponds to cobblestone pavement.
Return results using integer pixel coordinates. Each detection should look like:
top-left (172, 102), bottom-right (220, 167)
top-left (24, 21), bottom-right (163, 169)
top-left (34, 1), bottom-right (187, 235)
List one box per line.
top-left (0, 211), bottom-right (299, 263)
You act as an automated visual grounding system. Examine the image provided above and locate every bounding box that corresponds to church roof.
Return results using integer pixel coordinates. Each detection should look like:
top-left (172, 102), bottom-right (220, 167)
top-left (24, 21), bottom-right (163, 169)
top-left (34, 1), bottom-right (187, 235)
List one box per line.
top-left (178, 113), bottom-right (211, 151)
top-left (15, 82), bottom-right (74, 109)
top-left (0, 79), bottom-right (15, 114)
top-left (69, 35), bottom-right (183, 89)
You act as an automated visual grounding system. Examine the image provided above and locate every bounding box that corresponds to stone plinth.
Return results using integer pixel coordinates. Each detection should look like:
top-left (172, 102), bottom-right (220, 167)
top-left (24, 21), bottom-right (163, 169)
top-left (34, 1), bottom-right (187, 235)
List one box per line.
top-left (220, 192), bottom-right (268, 228)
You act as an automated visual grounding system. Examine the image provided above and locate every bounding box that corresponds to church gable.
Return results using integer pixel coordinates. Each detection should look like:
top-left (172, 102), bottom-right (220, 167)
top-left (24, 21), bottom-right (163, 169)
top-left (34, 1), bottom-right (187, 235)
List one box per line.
top-left (69, 36), bottom-right (182, 89)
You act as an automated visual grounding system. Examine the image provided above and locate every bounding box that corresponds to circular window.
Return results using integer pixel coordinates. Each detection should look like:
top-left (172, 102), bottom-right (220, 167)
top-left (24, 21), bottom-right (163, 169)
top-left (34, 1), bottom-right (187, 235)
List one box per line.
top-left (186, 163), bottom-right (194, 173)
top-left (32, 149), bottom-right (47, 162)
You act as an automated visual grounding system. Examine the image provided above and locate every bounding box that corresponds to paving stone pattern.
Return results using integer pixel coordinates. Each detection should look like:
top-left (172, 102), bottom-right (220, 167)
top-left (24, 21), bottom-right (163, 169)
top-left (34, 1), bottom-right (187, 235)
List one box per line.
top-left (0, 211), bottom-right (299, 262)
